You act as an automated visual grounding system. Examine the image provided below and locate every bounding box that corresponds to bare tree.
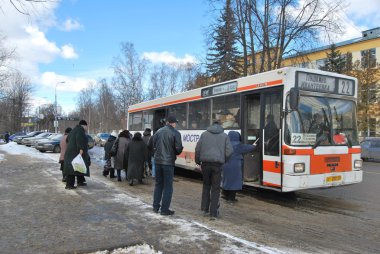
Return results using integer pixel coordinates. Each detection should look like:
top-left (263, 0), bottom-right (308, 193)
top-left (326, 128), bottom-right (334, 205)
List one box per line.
top-left (112, 42), bottom-right (147, 123)
top-left (1, 71), bottom-right (33, 132)
top-left (1, 0), bottom-right (51, 15)
top-left (76, 82), bottom-right (96, 133)
top-left (96, 79), bottom-right (119, 132)
top-left (210, 0), bottom-right (345, 75)
top-left (0, 34), bottom-right (15, 92)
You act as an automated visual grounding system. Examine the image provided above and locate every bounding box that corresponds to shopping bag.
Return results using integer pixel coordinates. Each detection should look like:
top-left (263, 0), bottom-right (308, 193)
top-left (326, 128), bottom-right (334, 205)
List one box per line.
top-left (72, 154), bottom-right (87, 174)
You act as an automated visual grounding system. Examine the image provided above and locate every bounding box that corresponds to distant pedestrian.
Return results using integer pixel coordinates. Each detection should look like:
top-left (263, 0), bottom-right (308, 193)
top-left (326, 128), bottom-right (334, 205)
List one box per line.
top-left (142, 128), bottom-right (152, 177)
top-left (221, 131), bottom-right (257, 202)
top-left (63, 120), bottom-right (91, 189)
top-left (152, 115), bottom-right (183, 216)
top-left (59, 127), bottom-right (72, 182)
top-left (125, 132), bottom-right (148, 185)
top-left (4, 131), bottom-right (10, 143)
top-left (113, 130), bottom-right (131, 181)
top-left (195, 120), bottom-right (233, 220)
top-left (103, 131), bottom-right (117, 178)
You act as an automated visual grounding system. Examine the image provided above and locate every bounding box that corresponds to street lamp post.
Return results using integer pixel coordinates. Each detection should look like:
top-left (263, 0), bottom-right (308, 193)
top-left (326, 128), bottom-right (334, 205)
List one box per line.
top-left (55, 81), bottom-right (65, 133)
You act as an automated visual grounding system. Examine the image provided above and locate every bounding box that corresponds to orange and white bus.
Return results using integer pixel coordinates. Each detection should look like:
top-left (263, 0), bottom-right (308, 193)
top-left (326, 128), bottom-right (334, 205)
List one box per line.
top-left (127, 67), bottom-right (363, 192)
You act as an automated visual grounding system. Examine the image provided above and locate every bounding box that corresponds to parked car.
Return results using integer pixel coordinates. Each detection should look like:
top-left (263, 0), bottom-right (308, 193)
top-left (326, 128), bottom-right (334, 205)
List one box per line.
top-left (22, 132), bottom-right (52, 146)
top-left (94, 133), bottom-right (110, 147)
top-left (9, 131), bottom-right (26, 141)
top-left (36, 134), bottom-right (94, 153)
top-left (361, 137), bottom-right (380, 161)
top-left (14, 131), bottom-right (43, 144)
top-left (35, 134), bottom-right (64, 153)
top-left (87, 134), bottom-right (95, 149)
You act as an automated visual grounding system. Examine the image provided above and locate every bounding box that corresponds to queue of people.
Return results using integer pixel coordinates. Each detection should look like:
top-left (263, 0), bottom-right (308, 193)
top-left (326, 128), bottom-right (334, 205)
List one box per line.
top-left (60, 114), bottom-right (258, 221)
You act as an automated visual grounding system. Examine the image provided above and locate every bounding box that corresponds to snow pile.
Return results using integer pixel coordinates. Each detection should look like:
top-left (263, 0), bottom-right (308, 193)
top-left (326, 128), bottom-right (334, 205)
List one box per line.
top-left (89, 243), bottom-right (162, 254)
top-left (0, 142), bottom-right (59, 162)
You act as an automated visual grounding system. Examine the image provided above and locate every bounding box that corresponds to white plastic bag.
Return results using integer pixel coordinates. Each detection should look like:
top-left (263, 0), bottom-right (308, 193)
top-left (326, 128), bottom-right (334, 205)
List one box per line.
top-left (72, 153), bottom-right (87, 174)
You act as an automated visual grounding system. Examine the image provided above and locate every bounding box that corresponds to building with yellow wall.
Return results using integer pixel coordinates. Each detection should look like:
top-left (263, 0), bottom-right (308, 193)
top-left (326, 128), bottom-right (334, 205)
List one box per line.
top-left (282, 27), bottom-right (380, 69)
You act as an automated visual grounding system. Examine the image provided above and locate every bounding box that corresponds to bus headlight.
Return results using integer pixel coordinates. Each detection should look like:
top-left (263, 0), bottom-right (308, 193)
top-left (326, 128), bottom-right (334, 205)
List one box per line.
top-left (354, 160), bottom-right (362, 169)
top-left (294, 163), bottom-right (305, 173)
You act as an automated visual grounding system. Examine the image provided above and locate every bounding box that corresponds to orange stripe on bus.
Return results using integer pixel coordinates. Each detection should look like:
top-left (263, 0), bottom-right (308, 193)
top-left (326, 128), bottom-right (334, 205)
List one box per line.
top-left (237, 79), bottom-right (283, 92)
top-left (263, 181), bottom-right (281, 187)
top-left (263, 160), bottom-right (282, 173)
top-left (129, 79), bottom-right (282, 113)
top-left (163, 96), bottom-right (202, 106)
top-left (348, 147), bottom-right (361, 153)
top-left (310, 154), bottom-right (352, 174)
top-left (282, 145), bottom-right (314, 155)
top-left (128, 95), bottom-right (202, 113)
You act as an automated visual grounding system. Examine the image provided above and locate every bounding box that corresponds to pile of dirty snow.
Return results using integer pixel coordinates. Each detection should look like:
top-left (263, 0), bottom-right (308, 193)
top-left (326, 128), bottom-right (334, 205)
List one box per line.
top-left (89, 243), bottom-right (162, 254)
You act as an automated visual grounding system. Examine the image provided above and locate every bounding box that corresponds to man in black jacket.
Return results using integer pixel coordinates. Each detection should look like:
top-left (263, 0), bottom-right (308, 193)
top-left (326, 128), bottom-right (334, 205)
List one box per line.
top-left (152, 115), bottom-right (183, 216)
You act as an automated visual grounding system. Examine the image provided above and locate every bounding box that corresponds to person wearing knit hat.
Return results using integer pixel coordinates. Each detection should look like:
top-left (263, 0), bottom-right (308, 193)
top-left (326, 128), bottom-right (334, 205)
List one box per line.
top-left (63, 120), bottom-right (91, 189)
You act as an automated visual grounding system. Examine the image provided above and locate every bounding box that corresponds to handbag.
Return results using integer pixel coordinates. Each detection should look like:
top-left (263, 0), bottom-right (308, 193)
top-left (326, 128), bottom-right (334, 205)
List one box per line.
top-left (72, 153), bottom-right (87, 174)
top-left (110, 138), bottom-right (119, 157)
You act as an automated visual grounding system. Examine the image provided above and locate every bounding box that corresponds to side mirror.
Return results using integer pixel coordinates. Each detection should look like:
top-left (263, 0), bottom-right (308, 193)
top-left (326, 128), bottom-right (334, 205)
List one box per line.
top-left (289, 88), bottom-right (299, 111)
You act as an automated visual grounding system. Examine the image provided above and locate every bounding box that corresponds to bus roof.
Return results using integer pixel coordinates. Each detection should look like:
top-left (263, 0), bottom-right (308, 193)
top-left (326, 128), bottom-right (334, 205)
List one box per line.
top-left (128, 67), bottom-right (357, 113)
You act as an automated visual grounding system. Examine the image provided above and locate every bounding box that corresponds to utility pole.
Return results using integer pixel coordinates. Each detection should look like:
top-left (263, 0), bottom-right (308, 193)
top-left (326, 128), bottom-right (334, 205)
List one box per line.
top-left (55, 81), bottom-right (65, 133)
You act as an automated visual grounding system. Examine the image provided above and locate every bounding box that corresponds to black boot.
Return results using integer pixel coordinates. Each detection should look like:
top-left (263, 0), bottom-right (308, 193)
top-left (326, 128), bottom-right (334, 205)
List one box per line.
top-left (117, 169), bottom-right (122, 182)
top-left (109, 168), bottom-right (116, 178)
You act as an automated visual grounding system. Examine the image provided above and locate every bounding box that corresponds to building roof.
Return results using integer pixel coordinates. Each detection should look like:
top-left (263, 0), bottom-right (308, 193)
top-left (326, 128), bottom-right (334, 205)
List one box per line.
top-left (285, 27), bottom-right (380, 59)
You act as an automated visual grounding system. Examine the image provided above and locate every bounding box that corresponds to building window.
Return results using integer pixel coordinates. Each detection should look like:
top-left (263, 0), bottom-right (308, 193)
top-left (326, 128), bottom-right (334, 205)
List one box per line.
top-left (316, 58), bottom-right (327, 69)
top-left (361, 48), bottom-right (376, 68)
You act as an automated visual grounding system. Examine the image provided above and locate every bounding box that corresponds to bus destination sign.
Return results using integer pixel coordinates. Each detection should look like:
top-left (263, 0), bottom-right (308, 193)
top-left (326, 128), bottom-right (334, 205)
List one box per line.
top-left (201, 81), bottom-right (237, 97)
top-left (297, 72), bottom-right (354, 96)
top-left (297, 72), bottom-right (335, 93)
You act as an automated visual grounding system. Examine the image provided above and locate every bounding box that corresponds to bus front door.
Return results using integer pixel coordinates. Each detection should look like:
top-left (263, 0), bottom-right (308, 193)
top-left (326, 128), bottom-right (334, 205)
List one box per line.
top-left (243, 94), bottom-right (262, 182)
top-left (262, 91), bottom-right (282, 189)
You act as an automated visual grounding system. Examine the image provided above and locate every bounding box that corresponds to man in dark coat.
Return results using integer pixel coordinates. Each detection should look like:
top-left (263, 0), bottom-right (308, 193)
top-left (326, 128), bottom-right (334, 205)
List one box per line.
top-left (152, 115), bottom-right (183, 216)
top-left (195, 120), bottom-right (233, 220)
top-left (63, 120), bottom-right (91, 189)
top-left (125, 132), bottom-right (147, 185)
top-left (221, 131), bottom-right (257, 201)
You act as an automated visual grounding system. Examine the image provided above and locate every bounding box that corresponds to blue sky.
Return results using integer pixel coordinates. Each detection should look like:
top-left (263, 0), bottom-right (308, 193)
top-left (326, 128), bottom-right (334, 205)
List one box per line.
top-left (1, 0), bottom-right (379, 114)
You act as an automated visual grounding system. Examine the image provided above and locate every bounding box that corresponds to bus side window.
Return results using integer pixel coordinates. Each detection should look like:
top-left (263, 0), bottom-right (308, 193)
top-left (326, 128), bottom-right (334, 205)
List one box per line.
top-left (189, 99), bottom-right (210, 129)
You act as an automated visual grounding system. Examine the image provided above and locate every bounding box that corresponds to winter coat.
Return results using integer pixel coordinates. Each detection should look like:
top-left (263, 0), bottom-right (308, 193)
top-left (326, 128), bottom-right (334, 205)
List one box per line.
top-left (142, 130), bottom-right (152, 161)
top-left (114, 137), bottom-right (130, 169)
top-left (63, 125), bottom-right (91, 177)
top-left (195, 124), bottom-right (233, 165)
top-left (59, 134), bottom-right (69, 161)
top-left (104, 135), bottom-right (117, 160)
top-left (125, 136), bottom-right (147, 180)
top-left (222, 131), bottom-right (256, 191)
top-left (152, 125), bottom-right (183, 166)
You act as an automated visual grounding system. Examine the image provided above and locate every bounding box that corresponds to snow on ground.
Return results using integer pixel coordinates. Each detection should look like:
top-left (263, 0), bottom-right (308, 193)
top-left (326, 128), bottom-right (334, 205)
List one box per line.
top-left (0, 142), bottom-right (59, 162)
top-left (0, 142), bottom-right (295, 254)
top-left (89, 243), bottom-right (162, 254)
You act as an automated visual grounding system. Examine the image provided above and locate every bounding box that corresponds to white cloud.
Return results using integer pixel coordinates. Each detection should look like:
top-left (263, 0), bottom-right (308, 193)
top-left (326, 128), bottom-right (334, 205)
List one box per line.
top-left (61, 44), bottom-right (78, 59)
top-left (321, 0), bottom-right (380, 43)
top-left (142, 51), bottom-right (197, 66)
top-left (61, 18), bottom-right (83, 31)
top-left (40, 72), bottom-right (96, 93)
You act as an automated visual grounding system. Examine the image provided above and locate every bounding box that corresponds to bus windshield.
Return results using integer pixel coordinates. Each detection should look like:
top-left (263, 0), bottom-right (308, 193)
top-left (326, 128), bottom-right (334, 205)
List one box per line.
top-left (285, 96), bottom-right (359, 147)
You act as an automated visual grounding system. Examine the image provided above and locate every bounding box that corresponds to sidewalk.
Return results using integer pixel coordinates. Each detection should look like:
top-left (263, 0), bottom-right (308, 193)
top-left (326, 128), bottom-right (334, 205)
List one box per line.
top-left (0, 143), bottom-right (289, 254)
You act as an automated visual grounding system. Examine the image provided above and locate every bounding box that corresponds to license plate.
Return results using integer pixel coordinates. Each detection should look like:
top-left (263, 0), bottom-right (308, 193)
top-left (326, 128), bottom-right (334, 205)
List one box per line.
top-left (326, 175), bottom-right (342, 183)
